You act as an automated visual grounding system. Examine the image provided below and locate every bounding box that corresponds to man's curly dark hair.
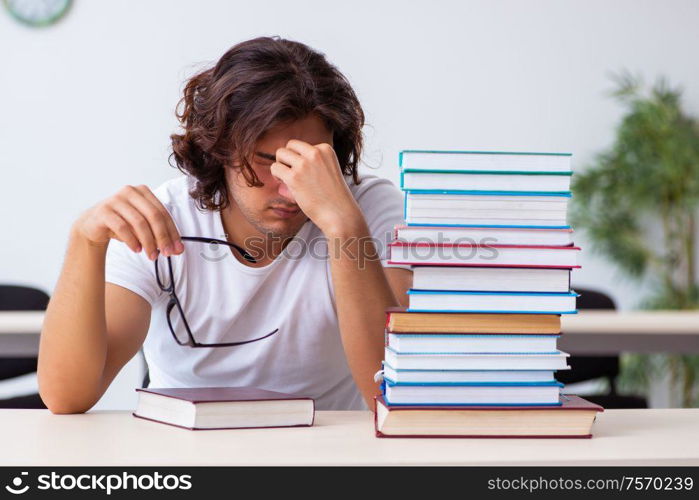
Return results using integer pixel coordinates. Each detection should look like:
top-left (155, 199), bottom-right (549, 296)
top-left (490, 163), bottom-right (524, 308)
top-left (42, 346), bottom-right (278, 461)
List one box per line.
top-left (169, 36), bottom-right (365, 211)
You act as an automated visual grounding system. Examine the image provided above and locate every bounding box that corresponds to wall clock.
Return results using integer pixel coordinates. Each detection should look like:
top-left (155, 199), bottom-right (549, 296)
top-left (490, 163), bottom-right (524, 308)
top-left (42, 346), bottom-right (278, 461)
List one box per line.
top-left (3, 0), bottom-right (72, 27)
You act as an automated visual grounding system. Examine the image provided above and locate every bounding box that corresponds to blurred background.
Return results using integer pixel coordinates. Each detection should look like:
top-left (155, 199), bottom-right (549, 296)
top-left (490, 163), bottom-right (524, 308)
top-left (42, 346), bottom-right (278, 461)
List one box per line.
top-left (1, 0), bottom-right (697, 410)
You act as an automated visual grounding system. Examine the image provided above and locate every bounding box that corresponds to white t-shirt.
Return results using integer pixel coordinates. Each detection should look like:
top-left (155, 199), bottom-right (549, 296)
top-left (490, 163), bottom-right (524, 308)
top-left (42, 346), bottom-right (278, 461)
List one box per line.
top-left (105, 173), bottom-right (406, 410)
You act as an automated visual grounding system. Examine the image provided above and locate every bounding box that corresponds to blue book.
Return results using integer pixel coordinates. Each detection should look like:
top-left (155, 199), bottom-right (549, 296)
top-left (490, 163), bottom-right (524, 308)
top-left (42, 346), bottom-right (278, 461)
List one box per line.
top-left (382, 379), bottom-right (563, 406)
top-left (380, 363), bottom-right (563, 385)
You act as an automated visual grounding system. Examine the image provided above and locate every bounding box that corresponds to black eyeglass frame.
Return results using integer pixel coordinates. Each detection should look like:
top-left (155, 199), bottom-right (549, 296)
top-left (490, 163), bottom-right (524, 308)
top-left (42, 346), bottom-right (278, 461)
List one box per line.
top-left (154, 236), bottom-right (279, 348)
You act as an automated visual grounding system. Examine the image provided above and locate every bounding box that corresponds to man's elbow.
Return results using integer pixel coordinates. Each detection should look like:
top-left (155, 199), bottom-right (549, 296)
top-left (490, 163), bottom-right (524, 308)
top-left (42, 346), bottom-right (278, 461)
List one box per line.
top-left (38, 377), bottom-right (97, 414)
top-left (41, 393), bottom-right (94, 415)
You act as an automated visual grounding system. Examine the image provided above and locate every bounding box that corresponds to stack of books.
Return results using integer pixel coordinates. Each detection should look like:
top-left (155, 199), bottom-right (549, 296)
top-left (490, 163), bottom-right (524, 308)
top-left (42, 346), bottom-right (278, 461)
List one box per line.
top-left (376, 150), bottom-right (603, 438)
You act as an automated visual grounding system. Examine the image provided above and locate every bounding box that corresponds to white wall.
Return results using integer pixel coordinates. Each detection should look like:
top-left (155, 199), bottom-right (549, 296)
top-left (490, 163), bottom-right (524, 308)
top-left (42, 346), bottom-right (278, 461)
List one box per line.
top-left (1, 0), bottom-right (698, 408)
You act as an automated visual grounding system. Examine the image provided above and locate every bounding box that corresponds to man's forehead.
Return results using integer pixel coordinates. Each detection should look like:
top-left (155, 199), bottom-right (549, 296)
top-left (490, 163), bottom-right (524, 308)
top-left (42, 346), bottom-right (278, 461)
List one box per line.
top-left (256, 115), bottom-right (333, 150)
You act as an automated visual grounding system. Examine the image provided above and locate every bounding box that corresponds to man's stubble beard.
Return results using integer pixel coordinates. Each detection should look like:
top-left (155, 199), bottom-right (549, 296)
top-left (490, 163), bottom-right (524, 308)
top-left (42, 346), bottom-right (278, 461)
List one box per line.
top-left (232, 193), bottom-right (308, 242)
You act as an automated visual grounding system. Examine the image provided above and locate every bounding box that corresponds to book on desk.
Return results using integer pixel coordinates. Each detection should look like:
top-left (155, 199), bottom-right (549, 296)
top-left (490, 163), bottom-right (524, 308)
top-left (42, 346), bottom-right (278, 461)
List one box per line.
top-left (133, 387), bottom-right (315, 431)
top-left (374, 394), bottom-right (603, 438)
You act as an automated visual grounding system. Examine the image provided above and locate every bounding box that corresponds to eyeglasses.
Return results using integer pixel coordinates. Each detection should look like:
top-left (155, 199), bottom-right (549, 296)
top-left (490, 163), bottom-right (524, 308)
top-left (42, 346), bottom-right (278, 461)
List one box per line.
top-left (154, 236), bottom-right (279, 348)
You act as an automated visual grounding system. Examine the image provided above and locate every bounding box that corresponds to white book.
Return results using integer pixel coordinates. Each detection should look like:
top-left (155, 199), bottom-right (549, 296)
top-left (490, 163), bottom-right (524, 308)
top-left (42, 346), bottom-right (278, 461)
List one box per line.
top-left (408, 215), bottom-right (567, 226)
top-left (387, 334), bottom-right (559, 354)
top-left (412, 266), bottom-right (571, 293)
top-left (389, 243), bottom-right (580, 267)
top-left (405, 193), bottom-right (569, 227)
top-left (400, 150), bottom-right (572, 173)
top-left (384, 348), bottom-right (571, 370)
top-left (407, 290), bottom-right (577, 314)
top-left (406, 194), bottom-right (570, 211)
top-left (382, 365), bottom-right (562, 384)
top-left (401, 172), bottom-right (571, 193)
top-left (384, 382), bottom-right (562, 405)
top-left (394, 226), bottom-right (574, 246)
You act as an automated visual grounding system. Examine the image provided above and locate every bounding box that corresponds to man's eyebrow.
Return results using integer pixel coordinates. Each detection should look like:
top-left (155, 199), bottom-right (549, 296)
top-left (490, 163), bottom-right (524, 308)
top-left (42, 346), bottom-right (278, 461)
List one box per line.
top-left (254, 151), bottom-right (276, 161)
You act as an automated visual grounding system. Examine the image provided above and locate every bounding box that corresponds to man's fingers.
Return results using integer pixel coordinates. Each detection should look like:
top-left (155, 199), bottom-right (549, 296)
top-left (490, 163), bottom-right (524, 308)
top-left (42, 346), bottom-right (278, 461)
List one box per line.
top-left (127, 188), bottom-right (182, 255)
top-left (314, 142), bottom-right (337, 162)
top-left (111, 200), bottom-right (159, 260)
top-left (285, 139), bottom-right (319, 158)
top-left (132, 185), bottom-right (183, 253)
top-left (275, 147), bottom-right (304, 169)
top-left (270, 161), bottom-right (293, 185)
top-left (282, 140), bottom-right (335, 169)
top-left (103, 209), bottom-right (141, 253)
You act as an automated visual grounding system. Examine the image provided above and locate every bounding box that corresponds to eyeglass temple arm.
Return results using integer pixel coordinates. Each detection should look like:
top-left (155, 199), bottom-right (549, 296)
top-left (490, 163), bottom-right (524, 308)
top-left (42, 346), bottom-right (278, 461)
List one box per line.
top-left (179, 236), bottom-right (257, 263)
top-left (191, 328), bottom-right (280, 348)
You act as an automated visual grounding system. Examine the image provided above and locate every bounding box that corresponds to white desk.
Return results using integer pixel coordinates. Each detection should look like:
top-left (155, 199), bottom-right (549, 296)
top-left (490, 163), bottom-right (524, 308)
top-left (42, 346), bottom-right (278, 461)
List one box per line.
top-left (0, 311), bottom-right (44, 357)
top-left (2, 310), bottom-right (699, 357)
top-left (559, 311), bottom-right (699, 354)
top-left (1, 409), bottom-right (698, 466)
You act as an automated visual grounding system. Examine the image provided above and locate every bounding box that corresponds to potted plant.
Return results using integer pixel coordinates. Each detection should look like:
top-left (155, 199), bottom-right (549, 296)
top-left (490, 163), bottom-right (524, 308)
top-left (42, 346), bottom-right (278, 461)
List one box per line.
top-left (572, 72), bottom-right (699, 407)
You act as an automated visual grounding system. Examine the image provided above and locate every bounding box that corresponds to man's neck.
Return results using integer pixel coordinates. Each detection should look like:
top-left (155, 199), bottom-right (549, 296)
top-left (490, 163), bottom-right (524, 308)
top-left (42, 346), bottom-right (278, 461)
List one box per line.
top-left (219, 204), bottom-right (292, 267)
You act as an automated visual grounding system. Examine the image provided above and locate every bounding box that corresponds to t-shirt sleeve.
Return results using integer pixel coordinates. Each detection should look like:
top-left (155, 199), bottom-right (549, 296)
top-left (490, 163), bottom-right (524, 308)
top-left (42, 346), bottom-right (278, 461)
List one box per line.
top-left (353, 176), bottom-right (411, 270)
top-left (105, 240), bottom-right (164, 306)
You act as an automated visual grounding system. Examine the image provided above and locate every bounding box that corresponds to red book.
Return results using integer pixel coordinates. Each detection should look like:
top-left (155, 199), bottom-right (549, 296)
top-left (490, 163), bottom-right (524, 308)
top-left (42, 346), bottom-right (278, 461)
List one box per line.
top-left (133, 387), bottom-right (315, 431)
top-left (374, 395), bottom-right (603, 438)
top-left (388, 242), bottom-right (581, 268)
top-left (394, 225), bottom-right (574, 247)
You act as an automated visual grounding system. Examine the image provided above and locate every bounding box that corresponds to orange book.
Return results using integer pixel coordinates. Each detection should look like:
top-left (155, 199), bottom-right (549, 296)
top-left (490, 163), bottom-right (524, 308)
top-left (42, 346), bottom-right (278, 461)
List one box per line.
top-left (386, 307), bottom-right (560, 334)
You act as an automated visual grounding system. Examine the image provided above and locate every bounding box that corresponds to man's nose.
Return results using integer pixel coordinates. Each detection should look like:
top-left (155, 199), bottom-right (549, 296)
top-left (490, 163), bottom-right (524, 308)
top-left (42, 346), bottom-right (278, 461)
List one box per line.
top-left (276, 180), bottom-right (296, 203)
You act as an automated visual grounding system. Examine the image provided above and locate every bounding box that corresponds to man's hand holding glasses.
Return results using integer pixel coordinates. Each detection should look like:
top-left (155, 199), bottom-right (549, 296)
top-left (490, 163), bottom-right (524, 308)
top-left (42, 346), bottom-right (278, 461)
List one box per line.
top-left (74, 184), bottom-right (278, 348)
top-left (74, 184), bottom-right (185, 260)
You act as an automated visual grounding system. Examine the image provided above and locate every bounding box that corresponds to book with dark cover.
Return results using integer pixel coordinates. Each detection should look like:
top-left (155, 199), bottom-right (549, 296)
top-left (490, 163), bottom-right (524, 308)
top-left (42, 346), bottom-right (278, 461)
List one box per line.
top-left (133, 387), bottom-right (315, 431)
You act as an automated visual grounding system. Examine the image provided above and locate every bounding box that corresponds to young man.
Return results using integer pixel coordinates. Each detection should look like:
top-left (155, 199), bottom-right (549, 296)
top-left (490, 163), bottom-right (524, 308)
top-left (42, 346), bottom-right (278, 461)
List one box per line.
top-left (38, 37), bottom-right (411, 412)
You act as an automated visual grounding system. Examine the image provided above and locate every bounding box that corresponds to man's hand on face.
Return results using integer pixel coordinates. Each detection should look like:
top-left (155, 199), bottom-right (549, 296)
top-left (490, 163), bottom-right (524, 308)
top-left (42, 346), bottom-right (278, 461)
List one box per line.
top-left (271, 140), bottom-right (363, 236)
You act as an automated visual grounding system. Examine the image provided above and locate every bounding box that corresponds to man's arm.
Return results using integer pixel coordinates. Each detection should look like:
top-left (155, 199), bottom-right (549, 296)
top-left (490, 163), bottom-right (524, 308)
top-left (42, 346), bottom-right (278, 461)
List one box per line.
top-left (270, 140), bottom-right (413, 407)
top-left (39, 237), bottom-right (151, 413)
top-left (38, 185), bottom-right (182, 413)
top-left (326, 221), bottom-right (412, 407)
